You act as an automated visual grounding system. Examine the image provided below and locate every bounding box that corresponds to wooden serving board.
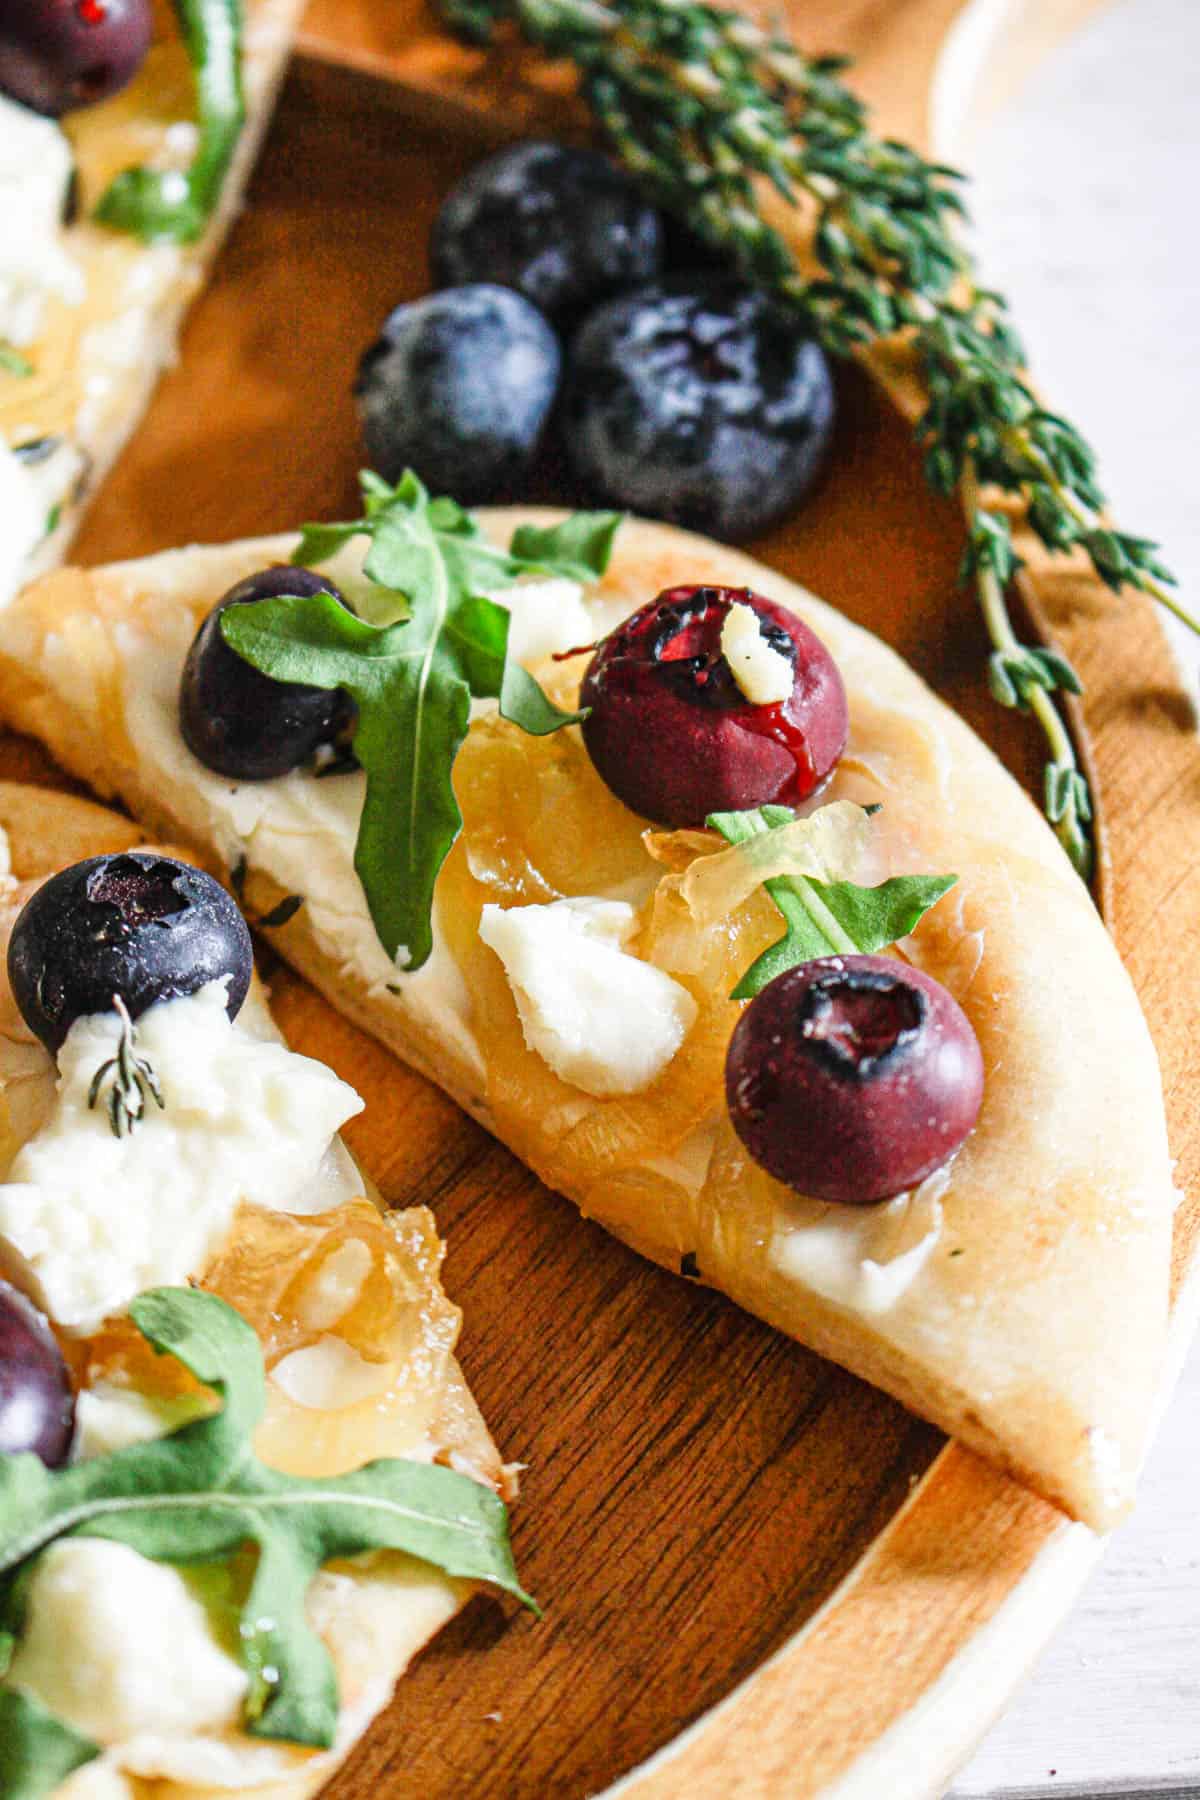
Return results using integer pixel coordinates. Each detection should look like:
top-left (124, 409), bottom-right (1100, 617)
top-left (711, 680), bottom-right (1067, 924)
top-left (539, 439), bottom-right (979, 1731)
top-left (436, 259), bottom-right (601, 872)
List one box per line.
top-left (7, 1), bottom-right (1199, 1795)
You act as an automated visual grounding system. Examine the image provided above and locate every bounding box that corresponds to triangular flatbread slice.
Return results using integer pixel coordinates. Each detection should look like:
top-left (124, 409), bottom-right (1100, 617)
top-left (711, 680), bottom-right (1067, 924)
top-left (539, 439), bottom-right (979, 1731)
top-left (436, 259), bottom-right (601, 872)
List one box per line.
top-left (0, 783), bottom-right (517, 1800)
top-left (0, 514), bottom-right (1174, 1531)
top-left (0, 0), bottom-right (303, 602)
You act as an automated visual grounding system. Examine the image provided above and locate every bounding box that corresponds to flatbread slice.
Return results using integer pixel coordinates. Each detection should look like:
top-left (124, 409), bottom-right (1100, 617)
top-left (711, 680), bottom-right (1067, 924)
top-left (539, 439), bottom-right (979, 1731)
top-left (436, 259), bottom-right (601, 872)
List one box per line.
top-left (0, 782), bottom-right (518, 1800)
top-left (0, 0), bottom-right (303, 601)
top-left (0, 514), bottom-right (1175, 1531)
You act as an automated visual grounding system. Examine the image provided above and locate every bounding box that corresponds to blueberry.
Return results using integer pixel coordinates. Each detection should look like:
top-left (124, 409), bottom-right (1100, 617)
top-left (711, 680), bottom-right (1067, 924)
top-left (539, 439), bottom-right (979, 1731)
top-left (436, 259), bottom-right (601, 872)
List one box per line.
top-left (355, 285), bottom-right (560, 502)
top-left (0, 0), bottom-right (152, 116)
top-left (181, 566), bottom-right (354, 782)
top-left (0, 1280), bottom-right (73, 1466)
top-left (8, 854), bottom-right (253, 1053)
top-left (580, 584), bottom-right (848, 825)
top-left (725, 956), bottom-right (984, 1204)
top-left (562, 280), bottom-right (836, 541)
top-left (431, 142), bottom-right (664, 323)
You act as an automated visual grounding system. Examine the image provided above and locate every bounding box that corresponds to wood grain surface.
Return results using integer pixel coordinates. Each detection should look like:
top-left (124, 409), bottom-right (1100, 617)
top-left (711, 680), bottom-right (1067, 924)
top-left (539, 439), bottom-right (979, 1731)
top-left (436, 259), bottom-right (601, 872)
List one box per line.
top-left (10, 1), bottom-right (1199, 1795)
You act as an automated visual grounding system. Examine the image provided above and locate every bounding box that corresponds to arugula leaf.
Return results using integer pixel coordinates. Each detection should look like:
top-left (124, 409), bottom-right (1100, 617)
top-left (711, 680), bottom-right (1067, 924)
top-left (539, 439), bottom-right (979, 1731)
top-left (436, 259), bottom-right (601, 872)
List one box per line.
top-left (222, 471), bottom-right (619, 968)
top-left (0, 345), bottom-right (32, 379)
top-left (94, 0), bottom-right (244, 245)
top-left (0, 1691), bottom-right (98, 1800)
top-left (0, 1287), bottom-right (531, 1780)
top-left (709, 805), bottom-right (957, 999)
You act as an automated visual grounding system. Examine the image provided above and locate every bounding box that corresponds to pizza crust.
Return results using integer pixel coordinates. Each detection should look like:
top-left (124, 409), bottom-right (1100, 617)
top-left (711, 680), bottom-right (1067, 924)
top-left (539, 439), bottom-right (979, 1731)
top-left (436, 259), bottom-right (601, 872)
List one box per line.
top-left (0, 782), bottom-right (506, 1800)
top-left (0, 515), bottom-right (1175, 1532)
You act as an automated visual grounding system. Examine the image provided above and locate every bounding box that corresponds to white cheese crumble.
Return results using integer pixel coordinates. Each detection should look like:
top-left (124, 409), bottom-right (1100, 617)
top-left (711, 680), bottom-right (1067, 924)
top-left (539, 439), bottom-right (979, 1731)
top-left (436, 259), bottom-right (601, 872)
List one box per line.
top-left (0, 981), bottom-right (363, 1333)
top-left (478, 897), bottom-right (697, 1097)
top-left (486, 576), bottom-right (594, 665)
top-left (0, 92), bottom-right (84, 347)
top-left (769, 1166), bottom-right (949, 1314)
top-left (720, 601), bottom-right (794, 706)
top-left (7, 1539), bottom-right (247, 1745)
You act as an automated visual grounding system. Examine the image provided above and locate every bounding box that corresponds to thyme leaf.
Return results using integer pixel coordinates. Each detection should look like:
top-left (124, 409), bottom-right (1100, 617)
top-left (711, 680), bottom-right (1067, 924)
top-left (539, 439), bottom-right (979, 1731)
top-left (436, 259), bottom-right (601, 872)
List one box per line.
top-left (436, 0), bottom-right (1192, 877)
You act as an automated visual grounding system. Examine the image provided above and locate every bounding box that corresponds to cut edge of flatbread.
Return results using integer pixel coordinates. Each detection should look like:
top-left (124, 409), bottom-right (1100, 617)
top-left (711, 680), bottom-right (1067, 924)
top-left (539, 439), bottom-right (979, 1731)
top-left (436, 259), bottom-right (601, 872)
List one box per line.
top-left (0, 781), bottom-right (509, 1800)
top-left (0, 515), bottom-right (1176, 1534)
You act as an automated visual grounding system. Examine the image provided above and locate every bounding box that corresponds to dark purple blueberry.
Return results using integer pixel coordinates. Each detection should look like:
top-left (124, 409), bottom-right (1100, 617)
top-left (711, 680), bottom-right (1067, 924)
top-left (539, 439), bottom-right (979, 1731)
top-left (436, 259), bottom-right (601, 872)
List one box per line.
top-left (180, 565), bottom-right (354, 782)
top-left (0, 1280), bottom-right (73, 1466)
top-left (580, 584), bottom-right (848, 825)
top-left (725, 955), bottom-right (984, 1204)
top-left (0, 0), bottom-right (153, 116)
top-left (562, 279), bottom-right (836, 541)
top-left (431, 142), bottom-right (664, 324)
top-left (8, 853), bottom-right (253, 1053)
top-left (355, 284), bottom-right (560, 502)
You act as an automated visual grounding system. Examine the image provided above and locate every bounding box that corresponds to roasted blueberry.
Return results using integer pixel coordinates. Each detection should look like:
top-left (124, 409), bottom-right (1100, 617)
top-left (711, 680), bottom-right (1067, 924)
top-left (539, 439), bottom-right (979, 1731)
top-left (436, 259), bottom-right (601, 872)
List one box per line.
top-left (0, 0), bottom-right (153, 116)
top-left (725, 955), bottom-right (984, 1204)
top-left (563, 280), bottom-right (836, 541)
top-left (431, 142), bottom-right (664, 323)
top-left (8, 853), bottom-right (253, 1053)
top-left (0, 1279), bottom-right (73, 1466)
top-left (580, 584), bottom-right (848, 825)
top-left (181, 565), bottom-right (354, 782)
top-left (355, 285), bottom-right (560, 501)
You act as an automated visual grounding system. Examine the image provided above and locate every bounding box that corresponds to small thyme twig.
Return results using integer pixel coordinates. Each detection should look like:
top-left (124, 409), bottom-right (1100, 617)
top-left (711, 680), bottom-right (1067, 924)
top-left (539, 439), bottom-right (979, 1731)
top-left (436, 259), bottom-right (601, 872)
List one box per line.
top-left (436, 0), bottom-right (1188, 877)
top-left (87, 995), bottom-right (164, 1140)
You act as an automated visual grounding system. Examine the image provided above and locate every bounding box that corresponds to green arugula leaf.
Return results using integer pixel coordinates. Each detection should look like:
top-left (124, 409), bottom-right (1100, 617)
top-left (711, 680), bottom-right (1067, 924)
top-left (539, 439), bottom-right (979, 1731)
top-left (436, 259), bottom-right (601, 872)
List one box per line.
top-left (0, 344), bottom-right (33, 379)
top-left (0, 1287), bottom-right (531, 1783)
top-left (709, 805), bottom-right (957, 999)
top-left (94, 0), bottom-right (244, 245)
top-left (0, 1691), bottom-right (99, 1800)
top-left (222, 471), bottom-right (618, 969)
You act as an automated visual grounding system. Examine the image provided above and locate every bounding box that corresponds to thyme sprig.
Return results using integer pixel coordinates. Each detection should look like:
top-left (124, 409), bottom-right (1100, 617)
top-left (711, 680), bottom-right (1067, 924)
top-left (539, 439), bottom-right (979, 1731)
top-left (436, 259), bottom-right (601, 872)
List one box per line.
top-left (86, 995), bottom-right (164, 1139)
top-left (438, 0), bottom-right (1192, 877)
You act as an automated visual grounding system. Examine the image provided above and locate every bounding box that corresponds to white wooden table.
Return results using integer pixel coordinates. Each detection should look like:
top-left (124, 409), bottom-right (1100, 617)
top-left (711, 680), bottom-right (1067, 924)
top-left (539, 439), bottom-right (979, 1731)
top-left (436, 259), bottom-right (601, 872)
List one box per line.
top-left (946, 0), bottom-right (1200, 1791)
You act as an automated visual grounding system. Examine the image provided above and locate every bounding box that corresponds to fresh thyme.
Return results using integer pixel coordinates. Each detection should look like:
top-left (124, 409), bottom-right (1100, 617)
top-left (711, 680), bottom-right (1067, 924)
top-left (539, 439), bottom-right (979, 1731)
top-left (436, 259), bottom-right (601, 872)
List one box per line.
top-left (438, 0), bottom-right (1193, 878)
top-left (86, 995), bottom-right (164, 1139)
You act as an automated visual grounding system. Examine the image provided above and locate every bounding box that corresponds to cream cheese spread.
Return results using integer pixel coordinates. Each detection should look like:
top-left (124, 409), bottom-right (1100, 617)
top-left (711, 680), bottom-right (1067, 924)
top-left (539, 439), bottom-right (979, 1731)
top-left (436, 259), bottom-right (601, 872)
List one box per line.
top-left (0, 93), bottom-right (84, 349)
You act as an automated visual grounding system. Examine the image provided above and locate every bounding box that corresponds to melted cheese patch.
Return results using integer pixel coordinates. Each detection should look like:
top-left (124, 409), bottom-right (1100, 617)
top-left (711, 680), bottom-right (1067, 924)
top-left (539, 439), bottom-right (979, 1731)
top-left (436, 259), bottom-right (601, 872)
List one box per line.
top-left (770, 1167), bottom-right (949, 1314)
top-left (0, 981), bottom-right (363, 1333)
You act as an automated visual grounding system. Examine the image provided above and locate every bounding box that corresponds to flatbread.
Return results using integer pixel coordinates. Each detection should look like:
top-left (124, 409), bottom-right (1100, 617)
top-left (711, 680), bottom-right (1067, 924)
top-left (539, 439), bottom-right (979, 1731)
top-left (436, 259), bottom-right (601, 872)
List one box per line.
top-left (0, 0), bottom-right (304, 597)
top-left (0, 781), bottom-right (511, 1800)
top-left (0, 513), bottom-right (1175, 1531)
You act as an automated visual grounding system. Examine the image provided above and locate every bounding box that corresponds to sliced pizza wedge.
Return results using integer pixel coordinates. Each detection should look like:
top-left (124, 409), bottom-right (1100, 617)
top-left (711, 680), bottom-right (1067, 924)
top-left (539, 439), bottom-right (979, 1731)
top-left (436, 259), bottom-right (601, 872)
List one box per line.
top-left (0, 494), bottom-right (1175, 1532)
top-left (0, 0), bottom-right (304, 601)
top-left (0, 783), bottom-right (524, 1800)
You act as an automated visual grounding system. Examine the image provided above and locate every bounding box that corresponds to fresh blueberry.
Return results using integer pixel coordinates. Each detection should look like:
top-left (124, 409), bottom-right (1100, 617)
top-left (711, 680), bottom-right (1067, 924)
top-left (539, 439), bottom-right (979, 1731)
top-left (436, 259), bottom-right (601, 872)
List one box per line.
top-left (0, 0), bottom-right (153, 116)
top-left (0, 1280), bottom-right (73, 1466)
top-left (726, 955), bottom-right (984, 1204)
top-left (562, 280), bottom-right (836, 541)
top-left (356, 285), bottom-right (561, 502)
top-left (180, 566), bottom-right (354, 782)
top-left (0, 1281), bottom-right (73, 1461)
top-left (431, 141), bottom-right (664, 323)
top-left (8, 853), bottom-right (253, 1053)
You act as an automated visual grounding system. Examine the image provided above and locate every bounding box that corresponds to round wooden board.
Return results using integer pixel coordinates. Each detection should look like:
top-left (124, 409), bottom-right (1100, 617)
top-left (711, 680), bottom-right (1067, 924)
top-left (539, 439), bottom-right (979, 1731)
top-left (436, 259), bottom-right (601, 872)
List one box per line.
top-left (7, 2), bottom-right (1199, 1795)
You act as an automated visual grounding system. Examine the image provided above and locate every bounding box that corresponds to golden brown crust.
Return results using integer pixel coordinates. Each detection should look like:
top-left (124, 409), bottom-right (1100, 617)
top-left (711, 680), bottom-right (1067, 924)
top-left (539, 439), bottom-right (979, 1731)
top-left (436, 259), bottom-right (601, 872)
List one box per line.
top-left (0, 515), bottom-right (1175, 1531)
